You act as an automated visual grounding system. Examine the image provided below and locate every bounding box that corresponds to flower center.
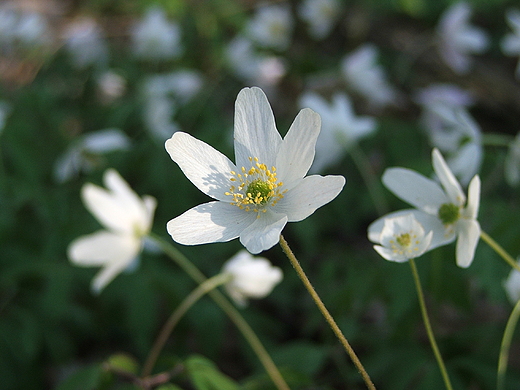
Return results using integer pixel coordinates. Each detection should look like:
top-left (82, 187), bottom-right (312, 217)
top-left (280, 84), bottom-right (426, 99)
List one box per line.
top-left (389, 232), bottom-right (421, 256)
top-left (225, 157), bottom-right (286, 215)
top-left (438, 203), bottom-right (460, 225)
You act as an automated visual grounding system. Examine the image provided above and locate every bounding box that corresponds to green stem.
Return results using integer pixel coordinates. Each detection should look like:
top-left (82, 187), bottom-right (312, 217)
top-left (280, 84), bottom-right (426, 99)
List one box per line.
top-left (497, 299), bottom-right (520, 390)
top-left (480, 230), bottom-right (520, 272)
top-left (481, 133), bottom-right (514, 148)
top-left (147, 233), bottom-right (290, 390)
top-left (279, 235), bottom-right (376, 390)
top-left (408, 259), bottom-right (453, 390)
top-left (348, 142), bottom-right (389, 216)
top-left (142, 273), bottom-right (232, 378)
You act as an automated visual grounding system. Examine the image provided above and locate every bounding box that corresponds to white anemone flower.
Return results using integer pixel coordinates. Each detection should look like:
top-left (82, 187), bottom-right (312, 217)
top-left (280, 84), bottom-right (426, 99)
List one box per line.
top-left (299, 92), bottom-right (376, 172)
top-left (222, 250), bottom-right (283, 306)
top-left (504, 258), bottom-right (520, 304)
top-left (373, 214), bottom-right (433, 262)
top-left (424, 105), bottom-right (482, 186)
top-left (341, 44), bottom-right (397, 108)
top-left (436, 2), bottom-right (489, 75)
top-left (368, 148), bottom-right (481, 268)
top-left (501, 9), bottom-right (520, 79)
top-left (54, 128), bottom-right (131, 183)
top-left (299, 0), bottom-right (341, 40)
top-left (246, 4), bottom-right (293, 51)
top-left (68, 169), bottom-right (156, 293)
top-left (165, 87), bottom-right (345, 254)
top-left (505, 132), bottom-right (520, 186)
top-left (64, 18), bottom-right (109, 69)
top-left (131, 6), bottom-right (182, 60)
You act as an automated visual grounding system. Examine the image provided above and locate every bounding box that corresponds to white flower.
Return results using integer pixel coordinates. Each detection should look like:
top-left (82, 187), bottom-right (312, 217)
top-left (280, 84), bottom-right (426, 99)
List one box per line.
top-left (68, 169), bottom-right (156, 293)
top-left (54, 128), bottom-right (131, 183)
top-left (165, 87), bottom-right (345, 254)
top-left (423, 105), bottom-right (482, 186)
top-left (373, 214), bottom-right (433, 262)
top-left (341, 44), bottom-right (397, 108)
top-left (299, 92), bottom-right (376, 172)
top-left (97, 71), bottom-right (126, 103)
top-left (368, 148), bottom-right (481, 268)
top-left (501, 9), bottom-right (520, 79)
top-left (143, 96), bottom-right (179, 141)
top-left (436, 2), bottom-right (489, 74)
top-left (64, 17), bottom-right (109, 69)
top-left (222, 250), bottom-right (283, 306)
top-left (246, 4), bottom-right (293, 51)
top-left (504, 258), bottom-right (520, 303)
top-left (14, 11), bottom-right (53, 49)
top-left (299, 0), bottom-right (341, 40)
top-left (226, 36), bottom-right (286, 86)
top-left (131, 6), bottom-right (182, 60)
top-left (505, 132), bottom-right (520, 186)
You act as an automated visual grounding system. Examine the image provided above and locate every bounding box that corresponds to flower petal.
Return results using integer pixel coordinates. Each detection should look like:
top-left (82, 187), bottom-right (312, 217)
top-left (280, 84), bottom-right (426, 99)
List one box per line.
top-left (234, 87), bottom-right (282, 168)
top-left (275, 174), bottom-right (345, 222)
top-left (91, 260), bottom-right (136, 294)
top-left (382, 167), bottom-right (448, 214)
top-left (276, 108), bottom-right (321, 189)
top-left (239, 211), bottom-right (288, 254)
top-left (165, 132), bottom-right (236, 201)
top-left (432, 148), bottom-right (465, 206)
top-left (368, 209), bottom-right (454, 250)
top-left (455, 219), bottom-right (480, 267)
top-left (167, 201), bottom-right (256, 246)
top-left (464, 174), bottom-right (480, 219)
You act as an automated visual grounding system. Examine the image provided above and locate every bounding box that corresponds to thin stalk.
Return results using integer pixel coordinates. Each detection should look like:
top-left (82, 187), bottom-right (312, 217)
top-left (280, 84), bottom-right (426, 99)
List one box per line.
top-left (279, 235), bottom-right (376, 390)
top-left (481, 133), bottom-right (514, 147)
top-left (147, 233), bottom-right (290, 390)
top-left (348, 142), bottom-right (389, 216)
top-left (409, 259), bottom-right (453, 390)
top-left (497, 299), bottom-right (520, 390)
top-left (142, 273), bottom-right (232, 378)
top-left (480, 230), bottom-right (520, 272)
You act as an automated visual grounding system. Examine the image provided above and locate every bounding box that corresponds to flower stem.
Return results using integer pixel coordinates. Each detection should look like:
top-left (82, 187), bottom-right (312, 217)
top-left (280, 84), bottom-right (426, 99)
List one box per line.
top-left (142, 273), bottom-right (232, 378)
top-left (147, 233), bottom-right (290, 390)
top-left (408, 258), bottom-right (453, 390)
top-left (278, 235), bottom-right (376, 390)
top-left (480, 230), bottom-right (520, 272)
top-left (348, 142), bottom-right (389, 216)
top-left (497, 299), bottom-right (520, 390)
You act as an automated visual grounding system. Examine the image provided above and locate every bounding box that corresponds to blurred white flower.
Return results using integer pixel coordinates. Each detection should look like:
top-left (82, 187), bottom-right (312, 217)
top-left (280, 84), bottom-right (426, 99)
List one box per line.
top-left (505, 132), bottom-right (520, 186)
top-left (14, 11), bottom-right (53, 49)
top-left (423, 105), bottom-right (482, 186)
top-left (368, 148), bottom-right (481, 268)
top-left (143, 96), bottom-right (179, 142)
top-left (54, 128), bottom-right (131, 183)
top-left (165, 87), bottom-right (345, 254)
top-left (131, 6), bottom-right (182, 60)
top-left (222, 250), bottom-right (283, 306)
top-left (0, 6), bottom-right (17, 48)
top-left (501, 9), bottom-right (520, 79)
top-left (97, 71), bottom-right (126, 103)
top-left (341, 44), bottom-right (397, 108)
top-left (226, 36), bottom-right (286, 86)
top-left (299, 92), bottom-right (376, 172)
top-left (68, 169), bottom-right (156, 293)
top-left (414, 83), bottom-right (474, 134)
top-left (436, 2), bottom-right (489, 74)
top-left (504, 258), bottom-right (520, 303)
top-left (373, 214), bottom-right (433, 262)
top-left (64, 18), bottom-right (108, 69)
top-left (299, 0), bottom-right (341, 40)
top-left (247, 4), bottom-right (293, 51)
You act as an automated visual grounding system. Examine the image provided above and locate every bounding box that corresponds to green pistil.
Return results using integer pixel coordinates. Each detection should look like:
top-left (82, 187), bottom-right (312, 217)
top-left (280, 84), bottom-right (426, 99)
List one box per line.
top-left (396, 233), bottom-right (411, 247)
top-left (438, 203), bottom-right (460, 225)
top-left (246, 179), bottom-right (272, 205)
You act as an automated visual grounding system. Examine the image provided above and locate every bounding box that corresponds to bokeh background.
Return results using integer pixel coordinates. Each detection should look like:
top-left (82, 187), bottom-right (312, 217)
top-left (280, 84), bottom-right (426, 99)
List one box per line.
top-left (1, 0), bottom-right (520, 389)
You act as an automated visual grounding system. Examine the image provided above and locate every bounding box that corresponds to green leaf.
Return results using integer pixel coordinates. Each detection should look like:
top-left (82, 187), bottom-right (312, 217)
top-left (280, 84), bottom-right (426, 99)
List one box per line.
top-left (106, 353), bottom-right (139, 375)
top-left (156, 384), bottom-right (184, 390)
top-left (55, 363), bottom-right (102, 390)
top-left (185, 355), bottom-right (239, 390)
